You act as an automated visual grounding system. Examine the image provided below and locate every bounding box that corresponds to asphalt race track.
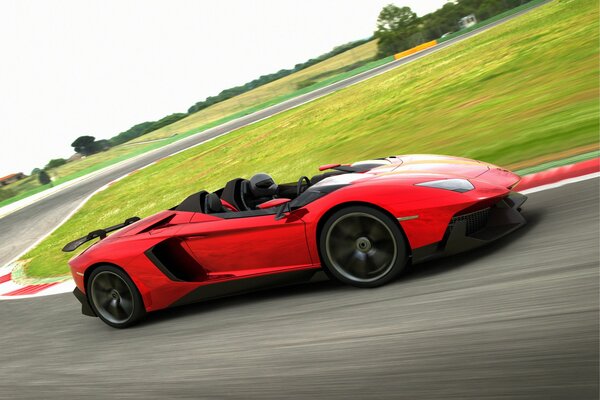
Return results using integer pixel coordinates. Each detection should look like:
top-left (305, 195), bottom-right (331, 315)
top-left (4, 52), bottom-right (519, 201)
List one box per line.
top-left (0, 1), bottom-right (548, 266)
top-left (1, 178), bottom-right (597, 399)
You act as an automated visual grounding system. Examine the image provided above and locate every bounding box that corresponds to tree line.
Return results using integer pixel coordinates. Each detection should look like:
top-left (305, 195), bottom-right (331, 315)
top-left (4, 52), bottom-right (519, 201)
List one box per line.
top-left (375, 0), bottom-right (533, 56)
top-left (187, 39), bottom-right (371, 114)
top-left (53, 38), bottom-right (372, 171)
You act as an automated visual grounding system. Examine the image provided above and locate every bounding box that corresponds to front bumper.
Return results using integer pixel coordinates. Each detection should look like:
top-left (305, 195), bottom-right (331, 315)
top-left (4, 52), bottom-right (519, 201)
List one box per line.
top-left (73, 287), bottom-right (97, 317)
top-left (413, 192), bottom-right (527, 263)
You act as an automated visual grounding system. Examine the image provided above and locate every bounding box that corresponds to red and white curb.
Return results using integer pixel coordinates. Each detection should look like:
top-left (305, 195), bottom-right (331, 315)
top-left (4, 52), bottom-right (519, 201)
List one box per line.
top-left (516, 158), bottom-right (599, 193)
top-left (0, 157), bottom-right (598, 300)
top-left (0, 273), bottom-right (74, 299)
top-left (0, 164), bottom-right (153, 301)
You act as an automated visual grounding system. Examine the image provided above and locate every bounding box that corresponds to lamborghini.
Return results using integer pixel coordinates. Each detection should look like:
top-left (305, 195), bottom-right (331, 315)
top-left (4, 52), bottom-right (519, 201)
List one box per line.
top-left (64, 154), bottom-right (527, 328)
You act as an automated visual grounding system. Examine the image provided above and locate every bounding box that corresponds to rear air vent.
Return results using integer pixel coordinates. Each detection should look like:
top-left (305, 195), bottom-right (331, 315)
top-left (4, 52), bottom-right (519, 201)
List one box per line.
top-left (146, 238), bottom-right (207, 282)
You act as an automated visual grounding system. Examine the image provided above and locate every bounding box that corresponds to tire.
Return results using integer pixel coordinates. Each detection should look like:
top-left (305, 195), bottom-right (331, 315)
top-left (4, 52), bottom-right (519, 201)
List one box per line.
top-left (319, 206), bottom-right (408, 288)
top-left (87, 265), bottom-right (146, 328)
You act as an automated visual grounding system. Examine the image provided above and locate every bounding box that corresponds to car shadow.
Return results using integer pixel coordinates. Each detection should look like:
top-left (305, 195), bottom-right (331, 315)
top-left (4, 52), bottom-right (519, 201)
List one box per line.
top-left (137, 209), bottom-right (544, 329)
top-left (137, 276), bottom-right (339, 328)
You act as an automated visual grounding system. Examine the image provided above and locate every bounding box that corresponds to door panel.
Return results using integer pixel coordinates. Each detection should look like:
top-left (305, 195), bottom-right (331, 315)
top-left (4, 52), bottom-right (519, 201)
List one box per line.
top-left (179, 212), bottom-right (312, 278)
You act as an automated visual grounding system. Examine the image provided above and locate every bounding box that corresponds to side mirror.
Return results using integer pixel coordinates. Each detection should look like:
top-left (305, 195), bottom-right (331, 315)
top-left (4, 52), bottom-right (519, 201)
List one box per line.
top-left (257, 198), bottom-right (292, 221)
top-left (257, 198), bottom-right (291, 210)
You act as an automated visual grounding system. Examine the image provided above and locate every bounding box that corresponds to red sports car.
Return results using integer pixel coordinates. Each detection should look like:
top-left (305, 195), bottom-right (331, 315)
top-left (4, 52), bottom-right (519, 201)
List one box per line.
top-left (64, 155), bottom-right (527, 328)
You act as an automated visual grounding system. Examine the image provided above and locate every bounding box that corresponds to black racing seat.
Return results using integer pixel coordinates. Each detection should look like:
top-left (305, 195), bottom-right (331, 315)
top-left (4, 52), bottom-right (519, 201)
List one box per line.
top-left (242, 173), bottom-right (279, 210)
top-left (221, 178), bottom-right (251, 211)
top-left (221, 175), bottom-right (279, 211)
top-left (175, 190), bottom-right (208, 213)
top-left (240, 180), bottom-right (256, 209)
top-left (205, 192), bottom-right (226, 214)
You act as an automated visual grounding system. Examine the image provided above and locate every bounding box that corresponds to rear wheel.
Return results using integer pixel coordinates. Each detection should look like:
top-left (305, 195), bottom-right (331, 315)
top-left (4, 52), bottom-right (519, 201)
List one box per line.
top-left (319, 206), bottom-right (408, 288)
top-left (87, 265), bottom-right (146, 328)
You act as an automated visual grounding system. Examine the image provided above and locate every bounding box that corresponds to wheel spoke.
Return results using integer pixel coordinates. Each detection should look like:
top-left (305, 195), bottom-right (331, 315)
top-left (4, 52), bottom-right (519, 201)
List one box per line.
top-left (347, 216), bottom-right (364, 233)
top-left (369, 249), bottom-right (393, 269)
top-left (340, 250), bottom-right (357, 269)
top-left (358, 217), bottom-right (372, 234)
top-left (331, 244), bottom-right (354, 263)
top-left (364, 254), bottom-right (380, 275)
top-left (101, 298), bottom-right (113, 311)
top-left (334, 221), bottom-right (358, 240)
top-left (117, 280), bottom-right (129, 294)
top-left (346, 251), bottom-right (368, 278)
top-left (112, 303), bottom-right (129, 321)
top-left (94, 277), bottom-right (111, 292)
top-left (106, 273), bottom-right (119, 289)
top-left (329, 234), bottom-right (353, 249)
top-left (119, 297), bottom-right (134, 314)
top-left (367, 222), bottom-right (388, 242)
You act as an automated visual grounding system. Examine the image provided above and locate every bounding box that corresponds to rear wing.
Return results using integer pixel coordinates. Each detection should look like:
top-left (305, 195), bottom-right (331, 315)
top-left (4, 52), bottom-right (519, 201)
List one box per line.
top-left (62, 217), bottom-right (140, 252)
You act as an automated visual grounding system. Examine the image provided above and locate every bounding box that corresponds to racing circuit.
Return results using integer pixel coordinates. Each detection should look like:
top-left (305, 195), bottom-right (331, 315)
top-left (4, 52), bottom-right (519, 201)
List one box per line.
top-left (0, 2), bottom-right (598, 398)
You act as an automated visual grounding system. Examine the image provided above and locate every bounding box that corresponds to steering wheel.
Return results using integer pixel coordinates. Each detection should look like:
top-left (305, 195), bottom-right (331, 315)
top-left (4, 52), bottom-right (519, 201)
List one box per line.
top-left (296, 176), bottom-right (311, 197)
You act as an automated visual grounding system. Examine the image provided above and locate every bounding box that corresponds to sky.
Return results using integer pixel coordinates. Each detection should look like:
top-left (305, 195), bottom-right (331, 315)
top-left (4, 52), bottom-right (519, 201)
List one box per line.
top-left (0, 0), bottom-right (448, 177)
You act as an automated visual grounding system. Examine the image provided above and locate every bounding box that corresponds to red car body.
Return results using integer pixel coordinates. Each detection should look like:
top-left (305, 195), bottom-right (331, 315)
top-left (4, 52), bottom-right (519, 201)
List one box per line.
top-left (66, 155), bottom-right (527, 324)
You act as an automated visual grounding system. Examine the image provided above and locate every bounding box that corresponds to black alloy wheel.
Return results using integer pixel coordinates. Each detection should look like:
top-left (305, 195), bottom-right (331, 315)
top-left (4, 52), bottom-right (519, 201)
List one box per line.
top-left (320, 206), bottom-right (408, 288)
top-left (87, 265), bottom-right (146, 328)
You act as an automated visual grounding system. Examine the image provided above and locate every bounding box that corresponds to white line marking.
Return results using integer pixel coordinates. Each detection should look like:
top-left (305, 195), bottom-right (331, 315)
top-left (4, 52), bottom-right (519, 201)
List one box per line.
top-left (0, 281), bottom-right (22, 295)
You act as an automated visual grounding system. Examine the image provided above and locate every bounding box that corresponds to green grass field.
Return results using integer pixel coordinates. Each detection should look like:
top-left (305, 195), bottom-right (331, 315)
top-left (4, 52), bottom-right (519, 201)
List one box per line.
top-left (20, 0), bottom-right (599, 279)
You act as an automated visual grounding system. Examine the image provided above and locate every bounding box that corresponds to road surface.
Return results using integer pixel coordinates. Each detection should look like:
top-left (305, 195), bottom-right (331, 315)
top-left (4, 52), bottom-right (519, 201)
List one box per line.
top-left (0, 178), bottom-right (597, 399)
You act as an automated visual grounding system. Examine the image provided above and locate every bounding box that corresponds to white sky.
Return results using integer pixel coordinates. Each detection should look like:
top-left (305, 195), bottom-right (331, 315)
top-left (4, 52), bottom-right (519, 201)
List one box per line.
top-left (0, 0), bottom-right (447, 177)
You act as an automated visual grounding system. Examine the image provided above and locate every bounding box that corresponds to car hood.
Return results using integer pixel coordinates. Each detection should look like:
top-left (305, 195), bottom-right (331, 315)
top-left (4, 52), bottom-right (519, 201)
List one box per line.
top-left (382, 154), bottom-right (490, 178)
top-left (315, 155), bottom-right (520, 189)
top-left (377, 154), bottom-right (519, 188)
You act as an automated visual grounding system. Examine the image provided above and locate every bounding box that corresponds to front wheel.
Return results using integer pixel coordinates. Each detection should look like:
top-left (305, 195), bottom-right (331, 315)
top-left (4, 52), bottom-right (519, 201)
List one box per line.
top-left (319, 206), bottom-right (408, 288)
top-left (87, 265), bottom-right (146, 328)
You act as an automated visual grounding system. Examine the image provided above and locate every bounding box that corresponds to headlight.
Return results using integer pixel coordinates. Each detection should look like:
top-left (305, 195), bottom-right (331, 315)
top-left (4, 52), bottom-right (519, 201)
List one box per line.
top-left (415, 178), bottom-right (474, 193)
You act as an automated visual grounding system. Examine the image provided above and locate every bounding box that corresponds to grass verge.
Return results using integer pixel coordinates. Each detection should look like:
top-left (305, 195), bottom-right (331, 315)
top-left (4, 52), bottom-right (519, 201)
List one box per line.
top-left (20, 0), bottom-right (599, 278)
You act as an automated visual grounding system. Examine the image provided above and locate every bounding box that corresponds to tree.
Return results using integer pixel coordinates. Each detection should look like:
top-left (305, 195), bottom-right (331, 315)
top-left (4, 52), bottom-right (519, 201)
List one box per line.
top-left (31, 167), bottom-right (41, 175)
top-left (71, 135), bottom-right (99, 156)
top-left (95, 139), bottom-right (111, 151)
top-left (477, 0), bottom-right (504, 20)
top-left (45, 158), bottom-right (67, 170)
top-left (38, 170), bottom-right (51, 185)
top-left (374, 5), bottom-right (419, 57)
top-left (109, 122), bottom-right (155, 146)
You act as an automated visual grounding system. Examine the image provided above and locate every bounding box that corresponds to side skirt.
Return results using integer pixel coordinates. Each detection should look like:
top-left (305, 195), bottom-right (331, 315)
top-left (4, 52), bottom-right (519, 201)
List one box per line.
top-left (169, 269), bottom-right (324, 308)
